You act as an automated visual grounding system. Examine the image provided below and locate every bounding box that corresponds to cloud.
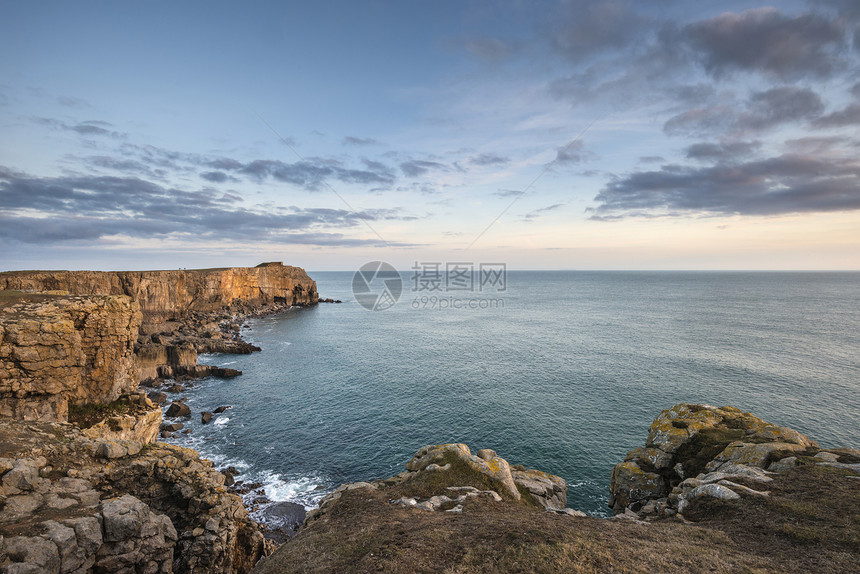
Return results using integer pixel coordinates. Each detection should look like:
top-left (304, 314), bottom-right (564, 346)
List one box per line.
top-left (57, 96), bottom-right (91, 108)
top-left (493, 189), bottom-right (526, 198)
top-left (639, 156), bottom-right (665, 164)
top-left (811, 0), bottom-right (860, 20)
top-left (207, 157), bottom-right (244, 170)
top-left (0, 168), bottom-right (414, 246)
top-left (590, 153), bottom-right (860, 218)
top-left (200, 171), bottom-right (231, 183)
top-left (685, 141), bottom-right (761, 161)
top-left (551, 0), bottom-right (650, 63)
top-left (522, 203), bottom-right (564, 221)
top-left (742, 86), bottom-right (825, 129)
top-left (30, 116), bottom-right (126, 139)
top-left (342, 136), bottom-right (380, 146)
top-left (553, 140), bottom-right (591, 165)
top-left (400, 159), bottom-right (448, 177)
top-left (238, 158), bottom-right (395, 190)
top-left (813, 103), bottom-right (860, 127)
top-left (470, 153), bottom-right (510, 166)
top-left (465, 37), bottom-right (522, 62)
top-left (665, 87), bottom-right (825, 137)
top-left (85, 155), bottom-right (153, 174)
top-left (684, 7), bottom-right (847, 79)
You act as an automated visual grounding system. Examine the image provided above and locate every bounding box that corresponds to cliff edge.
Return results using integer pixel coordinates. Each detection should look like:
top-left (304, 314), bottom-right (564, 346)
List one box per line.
top-left (0, 292), bottom-right (141, 422)
top-left (253, 408), bottom-right (859, 574)
top-left (0, 262), bottom-right (318, 327)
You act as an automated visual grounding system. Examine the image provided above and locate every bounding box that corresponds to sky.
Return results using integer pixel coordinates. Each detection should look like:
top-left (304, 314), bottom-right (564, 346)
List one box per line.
top-left (1, 0), bottom-right (859, 271)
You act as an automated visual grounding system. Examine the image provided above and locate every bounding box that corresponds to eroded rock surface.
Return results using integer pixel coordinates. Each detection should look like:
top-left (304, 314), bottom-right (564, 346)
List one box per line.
top-left (0, 419), bottom-right (272, 573)
top-left (608, 404), bottom-right (858, 519)
top-left (0, 294), bottom-right (141, 421)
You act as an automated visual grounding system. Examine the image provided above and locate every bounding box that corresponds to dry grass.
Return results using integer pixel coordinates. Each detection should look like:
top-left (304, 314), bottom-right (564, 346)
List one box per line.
top-left (252, 464), bottom-right (859, 574)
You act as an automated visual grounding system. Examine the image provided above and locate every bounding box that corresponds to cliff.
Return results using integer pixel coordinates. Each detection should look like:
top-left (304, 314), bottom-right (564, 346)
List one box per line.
top-left (253, 408), bottom-right (860, 574)
top-left (0, 419), bottom-right (271, 573)
top-left (0, 292), bottom-right (142, 421)
top-left (0, 262), bottom-right (318, 327)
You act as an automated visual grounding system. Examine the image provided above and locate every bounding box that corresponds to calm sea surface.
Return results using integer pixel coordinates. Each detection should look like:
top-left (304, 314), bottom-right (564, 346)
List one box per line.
top-left (166, 271), bottom-right (860, 518)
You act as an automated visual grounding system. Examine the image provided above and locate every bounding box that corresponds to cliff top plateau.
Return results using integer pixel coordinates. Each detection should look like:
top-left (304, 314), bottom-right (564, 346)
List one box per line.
top-left (253, 405), bottom-right (859, 574)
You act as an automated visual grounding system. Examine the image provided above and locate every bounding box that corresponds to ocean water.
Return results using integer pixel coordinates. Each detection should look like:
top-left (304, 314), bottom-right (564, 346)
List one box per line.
top-left (164, 271), bottom-right (860, 518)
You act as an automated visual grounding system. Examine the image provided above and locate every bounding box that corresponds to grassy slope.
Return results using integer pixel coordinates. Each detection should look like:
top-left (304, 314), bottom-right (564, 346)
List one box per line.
top-left (253, 463), bottom-right (860, 574)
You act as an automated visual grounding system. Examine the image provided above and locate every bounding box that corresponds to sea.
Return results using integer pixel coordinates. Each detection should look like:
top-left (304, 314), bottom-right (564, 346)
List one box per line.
top-left (163, 271), bottom-right (860, 520)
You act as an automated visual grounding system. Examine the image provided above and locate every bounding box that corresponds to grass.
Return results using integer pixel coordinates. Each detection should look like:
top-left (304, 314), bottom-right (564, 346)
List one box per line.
top-left (252, 463), bottom-right (860, 574)
top-left (67, 397), bottom-right (150, 429)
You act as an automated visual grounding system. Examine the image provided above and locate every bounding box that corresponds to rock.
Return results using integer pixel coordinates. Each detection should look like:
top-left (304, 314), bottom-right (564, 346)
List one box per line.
top-left (610, 403), bottom-right (819, 515)
top-left (477, 449), bottom-right (497, 460)
top-left (201, 411), bottom-right (213, 424)
top-left (149, 392), bottom-right (167, 404)
top-left (1, 493), bottom-right (44, 517)
top-left (609, 461), bottom-right (665, 513)
top-left (511, 468), bottom-right (567, 509)
top-left (96, 441), bottom-right (127, 459)
top-left (405, 443), bottom-right (522, 501)
top-left (2, 460), bottom-right (40, 493)
top-left (62, 516), bottom-right (103, 555)
top-left (548, 507), bottom-right (588, 517)
top-left (160, 422), bottom-right (183, 432)
top-left (165, 401), bottom-right (191, 418)
top-left (1, 536), bottom-right (60, 572)
top-left (213, 405), bottom-right (231, 413)
top-left (0, 264), bottom-right (319, 327)
top-left (705, 441), bottom-right (809, 471)
top-left (41, 520), bottom-right (83, 573)
top-left (166, 384), bottom-right (185, 393)
top-left (814, 451), bottom-right (840, 463)
top-left (677, 483), bottom-right (740, 513)
top-left (102, 494), bottom-right (148, 541)
top-left (768, 456), bottom-right (799, 472)
top-left (0, 293), bottom-right (141, 422)
top-left (260, 501), bottom-right (307, 537)
top-left (81, 406), bottom-right (161, 444)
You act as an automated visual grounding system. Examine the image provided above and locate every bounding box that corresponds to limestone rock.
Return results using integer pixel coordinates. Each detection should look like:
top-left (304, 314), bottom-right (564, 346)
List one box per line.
top-left (405, 443), bottom-right (521, 501)
top-left (511, 468), bottom-right (567, 510)
top-left (609, 461), bottom-right (665, 513)
top-left (610, 403), bottom-right (819, 516)
top-left (0, 293), bottom-right (141, 421)
top-left (705, 441), bottom-right (808, 471)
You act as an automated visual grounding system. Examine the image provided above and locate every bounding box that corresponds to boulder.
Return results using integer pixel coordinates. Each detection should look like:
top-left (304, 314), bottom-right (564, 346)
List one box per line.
top-left (609, 461), bottom-right (665, 513)
top-left (610, 404), bottom-right (819, 516)
top-left (202, 411), bottom-right (213, 424)
top-left (165, 401), bottom-right (191, 418)
top-left (511, 468), bottom-right (567, 510)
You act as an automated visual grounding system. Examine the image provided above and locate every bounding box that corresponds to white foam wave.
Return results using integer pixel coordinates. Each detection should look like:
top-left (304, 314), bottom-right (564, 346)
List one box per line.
top-left (214, 416), bottom-right (230, 425)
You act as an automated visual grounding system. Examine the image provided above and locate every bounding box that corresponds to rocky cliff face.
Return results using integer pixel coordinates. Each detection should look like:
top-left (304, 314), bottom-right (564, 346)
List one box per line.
top-left (0, 419), bottom-right (271, 573)
top-left (0, 262), bottom-right (318, 326)
top-left (607, 403), bottom-right (860, 518)
top-left (0, 293), bottom-right (141, 421)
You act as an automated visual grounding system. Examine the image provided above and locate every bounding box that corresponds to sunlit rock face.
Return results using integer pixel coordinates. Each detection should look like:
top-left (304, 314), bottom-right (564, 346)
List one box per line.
top-left (0, 262), bottom-right (318, 327)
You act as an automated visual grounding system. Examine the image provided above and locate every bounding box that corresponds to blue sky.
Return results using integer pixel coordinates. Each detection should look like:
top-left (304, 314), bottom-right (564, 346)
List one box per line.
top-left (1, 0), bottom-right (859, 271)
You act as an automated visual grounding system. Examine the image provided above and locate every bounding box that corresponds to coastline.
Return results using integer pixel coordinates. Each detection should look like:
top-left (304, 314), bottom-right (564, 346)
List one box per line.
top-left (2, 267), bottom-right (859, 573)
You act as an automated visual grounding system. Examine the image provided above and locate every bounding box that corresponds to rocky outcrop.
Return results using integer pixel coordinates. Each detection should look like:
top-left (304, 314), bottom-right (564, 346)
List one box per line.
top-left (0, 262), bottom-right (318, 327)
top-left (0, 419), bottom-right (272, 573)
top-left (607, 404), bottom-right (850, 518)
top-left (306, 444), bottom-right (573, 526)
top-left (0, 293), bottom-right (141, 422)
